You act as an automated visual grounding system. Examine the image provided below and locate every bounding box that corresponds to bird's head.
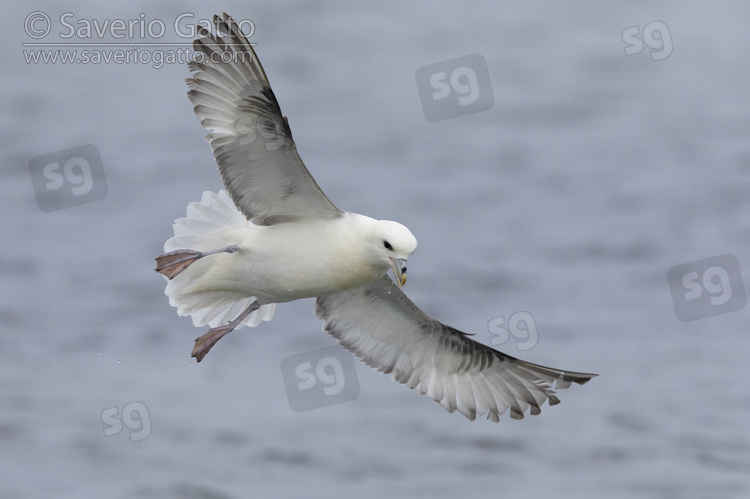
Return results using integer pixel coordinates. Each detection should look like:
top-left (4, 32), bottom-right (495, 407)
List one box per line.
top-left (368, 220), bottom-right (417, 287)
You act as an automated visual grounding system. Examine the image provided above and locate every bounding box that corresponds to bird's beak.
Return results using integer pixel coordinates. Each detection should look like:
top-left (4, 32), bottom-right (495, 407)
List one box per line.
top-left (390, 258), bottom-right (408, 287)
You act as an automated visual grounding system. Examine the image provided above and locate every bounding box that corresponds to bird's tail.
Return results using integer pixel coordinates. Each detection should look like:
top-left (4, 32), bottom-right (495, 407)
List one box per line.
top-left (160, 190), bottom-right (276, 328)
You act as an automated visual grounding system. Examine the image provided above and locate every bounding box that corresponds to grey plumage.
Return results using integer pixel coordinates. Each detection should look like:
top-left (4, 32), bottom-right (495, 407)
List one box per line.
top-left (316, 276), bottom-right (597, 421)
top-left (187, 13), bottom-right (341, 225)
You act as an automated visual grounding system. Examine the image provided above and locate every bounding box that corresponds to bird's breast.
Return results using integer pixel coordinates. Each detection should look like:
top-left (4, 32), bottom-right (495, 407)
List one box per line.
top-left (230, 218), bottom-right (383, 302)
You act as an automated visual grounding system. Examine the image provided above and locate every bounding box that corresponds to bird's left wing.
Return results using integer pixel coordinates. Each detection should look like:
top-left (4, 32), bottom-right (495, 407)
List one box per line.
top-left (187, 13), bottom-right (342, 225)
top-left (315, 276), bottom-right (597, 422)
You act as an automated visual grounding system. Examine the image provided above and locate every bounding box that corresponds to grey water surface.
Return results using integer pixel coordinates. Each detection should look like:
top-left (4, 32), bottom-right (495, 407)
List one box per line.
top-left (2, 1), bottom-right (749, 498)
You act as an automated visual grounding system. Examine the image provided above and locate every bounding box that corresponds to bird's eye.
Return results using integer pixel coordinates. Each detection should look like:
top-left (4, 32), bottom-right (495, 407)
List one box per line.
top-left (383, 240), bottom-right (393, 250)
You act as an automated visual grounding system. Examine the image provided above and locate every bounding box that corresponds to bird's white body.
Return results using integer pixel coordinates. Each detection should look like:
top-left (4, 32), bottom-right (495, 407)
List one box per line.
top-left (163, 190), bottom-right (414, 330)
top-left (170, 210), bottom-right (386, 305)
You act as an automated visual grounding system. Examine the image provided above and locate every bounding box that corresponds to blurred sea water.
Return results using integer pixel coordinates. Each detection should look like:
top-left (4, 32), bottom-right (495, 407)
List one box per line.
top-left (2, 1), bottom-right (750, 498)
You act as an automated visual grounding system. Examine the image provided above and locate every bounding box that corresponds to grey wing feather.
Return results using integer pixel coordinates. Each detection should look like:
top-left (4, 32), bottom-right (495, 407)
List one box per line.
top-left (187, 13), bottom-right (341, 225)
top-left (315, 276), bottom-right (597, 422)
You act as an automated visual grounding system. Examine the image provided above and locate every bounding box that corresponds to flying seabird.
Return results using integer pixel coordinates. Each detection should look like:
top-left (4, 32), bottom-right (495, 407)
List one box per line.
top-left (155, 13), bottom-right (597, 422)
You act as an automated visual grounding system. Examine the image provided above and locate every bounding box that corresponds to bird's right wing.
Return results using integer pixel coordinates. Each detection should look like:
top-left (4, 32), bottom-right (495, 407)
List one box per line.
top-left (187, 13), bottom-right (342, 225)
top-left (315, 276), bottom-right (597, 422)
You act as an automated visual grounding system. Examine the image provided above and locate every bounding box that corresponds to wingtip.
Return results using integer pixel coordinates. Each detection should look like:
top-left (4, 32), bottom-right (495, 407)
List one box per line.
top-left (574, 372), bottom-right (599, 385)
top-left (558, 370), bottom-right (599, 387)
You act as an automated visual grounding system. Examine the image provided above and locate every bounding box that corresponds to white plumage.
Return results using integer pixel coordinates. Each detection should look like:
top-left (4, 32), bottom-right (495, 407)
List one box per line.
top-left (156, 13), bottom-right (597, 422)
top-left (164, 190), bottom-right (275, 329)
